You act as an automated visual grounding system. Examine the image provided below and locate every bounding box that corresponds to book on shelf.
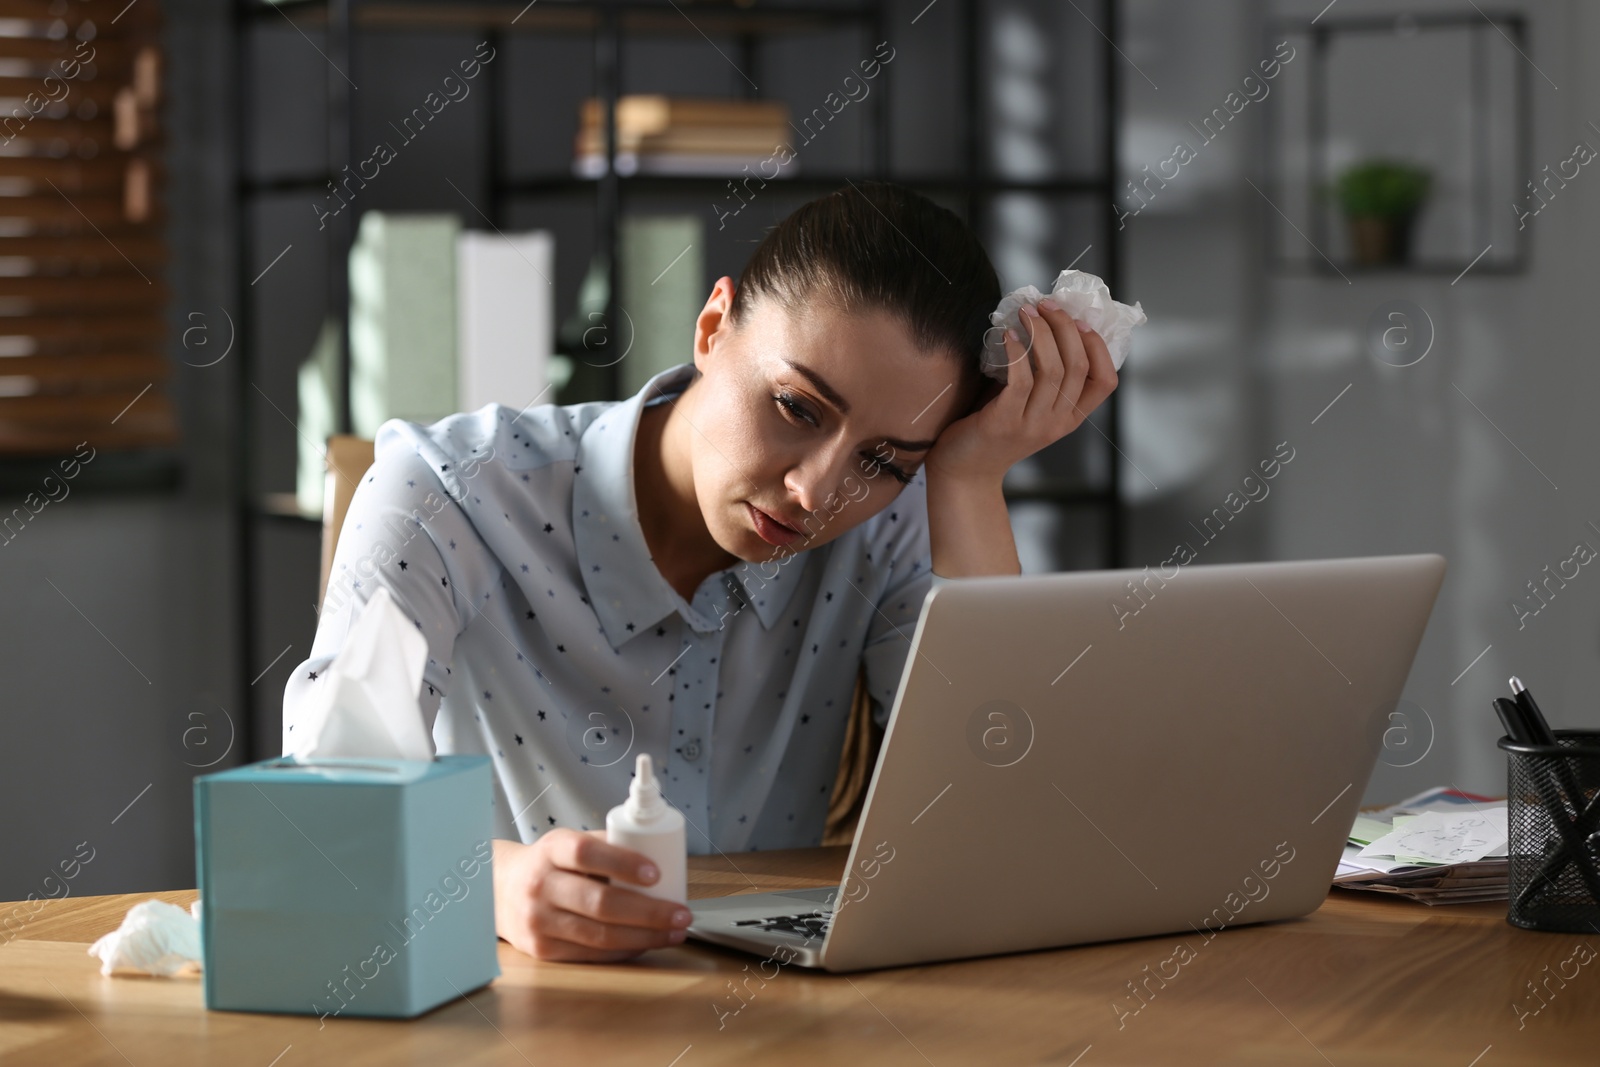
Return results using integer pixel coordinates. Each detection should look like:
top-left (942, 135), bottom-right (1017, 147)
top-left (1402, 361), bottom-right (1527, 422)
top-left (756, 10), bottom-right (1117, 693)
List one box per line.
top-left (573, 151), bottom-right (800, 179)
top-left (579, 95), bottom-right (790, 133)
top-left (573, 94), bottom-right (798, 179)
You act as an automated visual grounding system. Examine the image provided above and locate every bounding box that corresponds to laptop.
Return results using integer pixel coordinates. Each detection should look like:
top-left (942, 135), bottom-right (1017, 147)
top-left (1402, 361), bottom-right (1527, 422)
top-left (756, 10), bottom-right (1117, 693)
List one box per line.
top-left (687, 553), bottom-right (1447, 972)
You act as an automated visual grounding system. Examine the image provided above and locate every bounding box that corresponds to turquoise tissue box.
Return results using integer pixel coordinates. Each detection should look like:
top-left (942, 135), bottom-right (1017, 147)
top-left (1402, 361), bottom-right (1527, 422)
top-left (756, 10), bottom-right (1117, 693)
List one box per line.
top-left (194, 755), bottom-right (499, 1019)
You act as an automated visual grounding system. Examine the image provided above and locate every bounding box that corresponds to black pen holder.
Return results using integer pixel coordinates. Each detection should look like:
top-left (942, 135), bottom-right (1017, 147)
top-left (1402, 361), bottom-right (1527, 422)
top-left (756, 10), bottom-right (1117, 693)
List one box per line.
top-left (1498, 730), bottom-right (1600, 933)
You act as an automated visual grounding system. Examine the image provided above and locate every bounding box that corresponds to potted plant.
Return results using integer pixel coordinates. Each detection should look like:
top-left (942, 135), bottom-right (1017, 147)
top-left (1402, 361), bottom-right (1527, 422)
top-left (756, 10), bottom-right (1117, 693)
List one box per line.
top-left (1333, 160), bottom-right (1432, 267)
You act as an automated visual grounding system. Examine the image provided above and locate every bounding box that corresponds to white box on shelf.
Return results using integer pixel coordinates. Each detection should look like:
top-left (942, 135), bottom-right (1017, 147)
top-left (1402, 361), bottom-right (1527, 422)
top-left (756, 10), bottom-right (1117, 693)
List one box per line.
top-left (457, 230), bottom-right (555, 416)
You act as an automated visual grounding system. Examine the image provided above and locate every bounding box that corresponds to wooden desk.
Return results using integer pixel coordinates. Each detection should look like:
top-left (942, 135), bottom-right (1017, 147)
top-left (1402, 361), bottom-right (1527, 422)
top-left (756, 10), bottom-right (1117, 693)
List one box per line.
top-left (3, 847), bottom-right (1597, 1065)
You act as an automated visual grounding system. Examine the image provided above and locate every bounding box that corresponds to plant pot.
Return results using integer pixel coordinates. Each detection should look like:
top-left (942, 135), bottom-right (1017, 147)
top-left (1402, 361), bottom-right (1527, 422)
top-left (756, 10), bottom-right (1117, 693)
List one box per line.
top-left (1346, 213), bottom-right (1416, 267)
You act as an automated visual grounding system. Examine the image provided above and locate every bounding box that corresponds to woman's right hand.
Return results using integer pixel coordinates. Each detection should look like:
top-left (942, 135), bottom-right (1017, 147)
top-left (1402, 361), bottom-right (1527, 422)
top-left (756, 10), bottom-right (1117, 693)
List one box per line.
top-left (492, 832), bottom-right (694, 962)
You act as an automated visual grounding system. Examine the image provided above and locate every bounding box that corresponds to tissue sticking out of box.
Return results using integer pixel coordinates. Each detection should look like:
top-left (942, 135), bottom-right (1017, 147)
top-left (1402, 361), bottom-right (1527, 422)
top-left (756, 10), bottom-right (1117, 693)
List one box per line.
top-left (287, 586), bottom-right (434, 761)
top-left (88, 899), bottom-right (203, 977)
top-left (980, 269), bottom-right (1146, 385)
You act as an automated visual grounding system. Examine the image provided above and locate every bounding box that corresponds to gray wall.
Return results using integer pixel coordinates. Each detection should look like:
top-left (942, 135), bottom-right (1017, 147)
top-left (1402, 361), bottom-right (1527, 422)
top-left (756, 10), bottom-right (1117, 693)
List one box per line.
top-left (1261, 0), bottom-right (1600, 798)
top-left (0, 0), bottom-right (239, 902)
top-left (1119, 0), bottom-right (1600, 803)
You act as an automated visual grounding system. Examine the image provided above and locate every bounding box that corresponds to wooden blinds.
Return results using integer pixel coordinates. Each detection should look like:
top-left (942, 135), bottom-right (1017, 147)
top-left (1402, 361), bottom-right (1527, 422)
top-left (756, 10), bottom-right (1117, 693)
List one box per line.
top-left (0, 0), bottom-right (175, 456)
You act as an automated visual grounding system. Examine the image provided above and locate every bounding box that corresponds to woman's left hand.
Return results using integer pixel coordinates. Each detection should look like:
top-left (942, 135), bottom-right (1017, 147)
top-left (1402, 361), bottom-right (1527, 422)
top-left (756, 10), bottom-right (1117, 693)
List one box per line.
top-left (923, 299), bottom-right (1119, 487)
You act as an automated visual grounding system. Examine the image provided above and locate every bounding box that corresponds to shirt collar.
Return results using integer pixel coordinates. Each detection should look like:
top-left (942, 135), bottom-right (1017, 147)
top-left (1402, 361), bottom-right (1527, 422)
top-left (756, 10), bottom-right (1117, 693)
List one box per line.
top-left (572, 363), bottom-right (809, 651)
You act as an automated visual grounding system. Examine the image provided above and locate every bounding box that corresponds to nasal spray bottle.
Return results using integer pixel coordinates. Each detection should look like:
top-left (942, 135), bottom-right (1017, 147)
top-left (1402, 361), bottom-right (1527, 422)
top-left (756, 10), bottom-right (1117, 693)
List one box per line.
top-left (606, 753), bottom-right (687, 905)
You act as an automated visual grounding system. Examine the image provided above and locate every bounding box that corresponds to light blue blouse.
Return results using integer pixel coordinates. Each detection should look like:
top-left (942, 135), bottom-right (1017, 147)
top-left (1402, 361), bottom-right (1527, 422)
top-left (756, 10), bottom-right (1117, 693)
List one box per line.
top-left (282, 362), bottom-right (945, 854)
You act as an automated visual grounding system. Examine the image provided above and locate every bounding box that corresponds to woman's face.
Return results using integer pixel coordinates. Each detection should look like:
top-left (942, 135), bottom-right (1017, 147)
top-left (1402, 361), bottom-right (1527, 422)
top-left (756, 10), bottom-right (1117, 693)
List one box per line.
top-left (684, 276), bottom-right (972, 562)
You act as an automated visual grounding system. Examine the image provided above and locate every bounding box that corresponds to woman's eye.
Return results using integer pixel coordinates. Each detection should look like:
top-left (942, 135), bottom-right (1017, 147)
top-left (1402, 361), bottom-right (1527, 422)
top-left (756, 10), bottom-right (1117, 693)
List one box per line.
top-left (774, 393), bottom-right (818, 426)
top-left (863, 454), bottom-right (913, 485)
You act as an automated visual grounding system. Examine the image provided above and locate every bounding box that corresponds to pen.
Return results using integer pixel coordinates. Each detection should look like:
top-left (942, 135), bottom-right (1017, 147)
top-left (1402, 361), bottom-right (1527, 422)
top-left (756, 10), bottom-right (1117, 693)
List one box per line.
top-left (1493, 697), bottom-right (1531, 744)
top-left (1510, 675), bottom-right (1576, 820)
top-left (1510, 677), bottom-right (1558, 747)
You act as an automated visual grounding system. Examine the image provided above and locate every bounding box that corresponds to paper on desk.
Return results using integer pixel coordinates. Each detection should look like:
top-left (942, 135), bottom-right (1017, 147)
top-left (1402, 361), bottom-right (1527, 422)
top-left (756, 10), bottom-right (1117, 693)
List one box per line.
top-left (286, 586), bottom-right (434, 761)
top-left (1371, 786), bottom-right (1499, 820)
top-left (1337, 846), bottom-right (1430, 877)
top-left (1357, 808), bottom-right (1508, 866)
top-left (1348, 815), bottom-right (1393, 847)
top-left (1385, 812), bottom-right (1509, 860)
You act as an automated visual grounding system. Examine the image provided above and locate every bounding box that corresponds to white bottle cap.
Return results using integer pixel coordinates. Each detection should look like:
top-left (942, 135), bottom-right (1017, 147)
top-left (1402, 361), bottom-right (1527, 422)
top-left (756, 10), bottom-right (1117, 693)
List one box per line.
top-left (627, 753), bottom-right (668, 823)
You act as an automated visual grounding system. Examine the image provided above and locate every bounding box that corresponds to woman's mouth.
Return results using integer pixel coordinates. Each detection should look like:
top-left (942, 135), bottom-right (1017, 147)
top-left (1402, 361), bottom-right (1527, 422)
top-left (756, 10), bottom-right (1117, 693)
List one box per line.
top-left (746, 503), bottom-right (802, 547)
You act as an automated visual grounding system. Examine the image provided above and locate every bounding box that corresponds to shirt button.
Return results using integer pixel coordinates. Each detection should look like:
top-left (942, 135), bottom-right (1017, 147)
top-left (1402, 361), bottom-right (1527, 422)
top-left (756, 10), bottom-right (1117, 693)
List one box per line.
top-left (681, 740), bottom-right (702, 762)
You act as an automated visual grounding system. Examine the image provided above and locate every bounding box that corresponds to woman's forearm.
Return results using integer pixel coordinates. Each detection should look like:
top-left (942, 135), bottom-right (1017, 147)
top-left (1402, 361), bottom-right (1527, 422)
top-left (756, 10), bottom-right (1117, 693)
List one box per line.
top-left (925, 472), bottom-right (1021, 577)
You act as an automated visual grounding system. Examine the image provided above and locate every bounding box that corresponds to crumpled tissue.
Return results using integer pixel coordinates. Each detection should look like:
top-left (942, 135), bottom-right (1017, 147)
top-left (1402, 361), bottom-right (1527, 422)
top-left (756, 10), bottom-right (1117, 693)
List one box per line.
top-left (88, 899), bottom-right (202, 977)
top-left (286, 585), bottom-right (434, 761)
top-left (980, 269), bottom-right (1146, 384)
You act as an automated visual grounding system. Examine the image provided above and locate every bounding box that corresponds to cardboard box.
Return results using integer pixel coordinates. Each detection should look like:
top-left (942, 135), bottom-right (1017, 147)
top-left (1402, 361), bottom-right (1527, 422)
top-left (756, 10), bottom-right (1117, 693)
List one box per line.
top-left (195, 756), bottom-right (499, 1018)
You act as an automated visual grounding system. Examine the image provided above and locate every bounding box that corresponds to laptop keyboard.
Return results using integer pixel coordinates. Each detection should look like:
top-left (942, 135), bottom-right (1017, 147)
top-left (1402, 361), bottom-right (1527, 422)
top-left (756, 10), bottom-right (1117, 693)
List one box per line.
top-left (732, 910), bottom-right (831, 939)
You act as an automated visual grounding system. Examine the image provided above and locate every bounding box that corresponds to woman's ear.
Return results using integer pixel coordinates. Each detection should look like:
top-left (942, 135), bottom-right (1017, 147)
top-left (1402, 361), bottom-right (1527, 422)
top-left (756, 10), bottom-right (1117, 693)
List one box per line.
top-left (693, 276), bottom-right (739, 373)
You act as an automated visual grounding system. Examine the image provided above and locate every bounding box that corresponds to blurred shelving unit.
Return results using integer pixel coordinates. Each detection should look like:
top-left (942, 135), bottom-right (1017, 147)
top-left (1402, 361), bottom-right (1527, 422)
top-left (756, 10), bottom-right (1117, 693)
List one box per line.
top-left (230, 0), bottom-right (1126, 758)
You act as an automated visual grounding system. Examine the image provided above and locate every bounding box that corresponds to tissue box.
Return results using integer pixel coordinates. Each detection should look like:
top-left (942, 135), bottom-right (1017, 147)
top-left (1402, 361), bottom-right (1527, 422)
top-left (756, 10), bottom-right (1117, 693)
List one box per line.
top-left (195, 756), bottom-right (500, 1019)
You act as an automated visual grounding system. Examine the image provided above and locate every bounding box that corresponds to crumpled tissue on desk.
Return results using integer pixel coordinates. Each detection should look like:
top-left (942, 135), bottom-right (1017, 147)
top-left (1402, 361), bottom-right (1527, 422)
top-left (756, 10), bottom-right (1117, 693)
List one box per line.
top-left (88, 899), bottom-right (202, 977)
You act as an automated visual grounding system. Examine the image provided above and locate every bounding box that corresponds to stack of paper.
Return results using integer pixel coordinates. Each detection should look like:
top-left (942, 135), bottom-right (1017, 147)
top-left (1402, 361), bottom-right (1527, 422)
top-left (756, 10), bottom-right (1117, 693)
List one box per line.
top-left (1334, 787), bottom-right (1509, 905)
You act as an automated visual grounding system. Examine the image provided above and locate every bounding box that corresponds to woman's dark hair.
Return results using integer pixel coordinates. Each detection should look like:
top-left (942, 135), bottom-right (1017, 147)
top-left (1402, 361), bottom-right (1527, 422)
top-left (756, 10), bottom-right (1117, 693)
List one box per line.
top-left (730, 181), bottom-right (1000, 400)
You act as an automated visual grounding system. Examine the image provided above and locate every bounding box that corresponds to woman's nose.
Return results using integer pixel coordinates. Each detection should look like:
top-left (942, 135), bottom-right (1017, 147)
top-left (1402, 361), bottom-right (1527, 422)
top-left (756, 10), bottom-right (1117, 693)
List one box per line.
top-left (783, 446), bottom-right (851, 515)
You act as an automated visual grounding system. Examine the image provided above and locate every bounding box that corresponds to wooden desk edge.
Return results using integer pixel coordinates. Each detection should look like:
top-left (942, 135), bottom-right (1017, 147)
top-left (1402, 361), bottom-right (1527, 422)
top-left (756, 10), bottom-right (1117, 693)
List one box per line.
top-left (3, 843), bottom-right (1511, 951)
top-left (2, 846), bottom-right (856, 947)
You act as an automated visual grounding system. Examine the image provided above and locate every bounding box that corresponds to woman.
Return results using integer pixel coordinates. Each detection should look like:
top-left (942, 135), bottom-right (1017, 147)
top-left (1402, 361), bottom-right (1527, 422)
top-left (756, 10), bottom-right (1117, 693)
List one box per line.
top-left (284, 181), bottom-right (1118, 962)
